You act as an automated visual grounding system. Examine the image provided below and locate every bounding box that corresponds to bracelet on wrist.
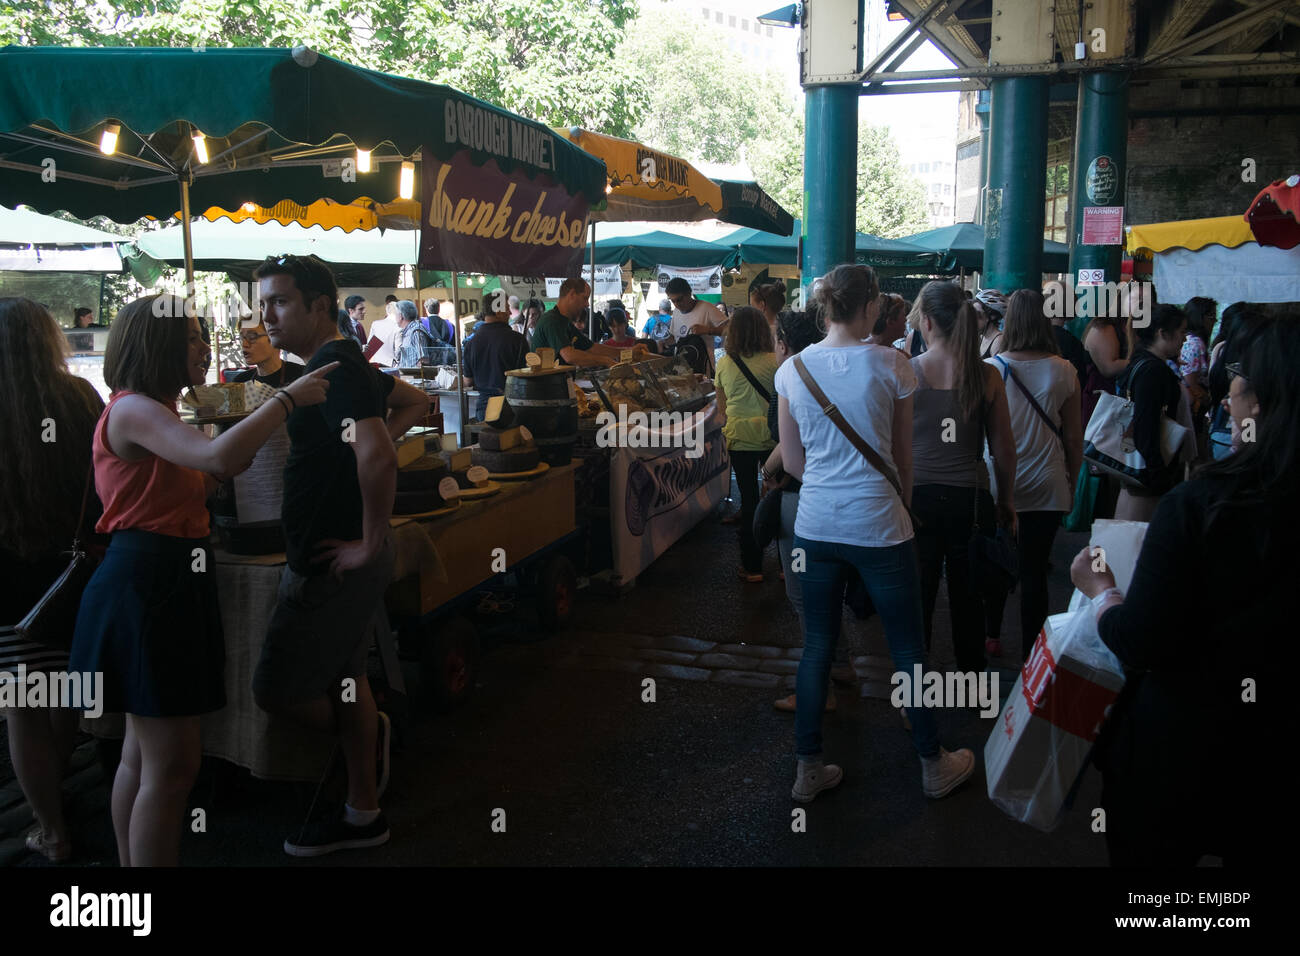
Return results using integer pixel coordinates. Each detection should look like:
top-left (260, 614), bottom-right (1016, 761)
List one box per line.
top-left (272, 392), bottom-right (292, 416)
top-left (277, 389), bottom-right (296, 410)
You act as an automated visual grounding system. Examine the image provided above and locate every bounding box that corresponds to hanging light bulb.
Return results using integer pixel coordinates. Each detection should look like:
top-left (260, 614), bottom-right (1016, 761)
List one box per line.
top-left (356, 148), bottom-right (371, 173)
top-left (99, 122), bottom-right (121, 155)
top-left (399, 161), bottom-right (415, 199)
top-left (241, 202), bottom-right (257, 213)
top-left (192, 130), bottom-right (210, 164)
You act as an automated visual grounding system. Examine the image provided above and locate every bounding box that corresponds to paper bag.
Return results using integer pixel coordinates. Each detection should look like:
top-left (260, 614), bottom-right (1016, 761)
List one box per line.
top-left (985, 607), bottom-right (1126, 831)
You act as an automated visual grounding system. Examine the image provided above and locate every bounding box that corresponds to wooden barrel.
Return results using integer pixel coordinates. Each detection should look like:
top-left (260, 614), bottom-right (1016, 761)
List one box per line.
top-left (504, 366), bottom-right (578, 466)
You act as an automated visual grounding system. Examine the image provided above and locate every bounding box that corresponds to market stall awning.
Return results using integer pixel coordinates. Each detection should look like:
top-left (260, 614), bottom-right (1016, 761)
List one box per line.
top-left (0, 46), bottom-right (608, 224)
top-left (556, 127), bottom-right (723, 223)
top-left (135, 217), bottom-right (418, 284)
top-left (711, 179), bottom-right (794, 237)
top-left (593, 229), bottom-right (737, 270)
top-left (718, 220), bottom-right (940, 273)
top-left (0, 204), bottom-right (125, 271)
top-left (899, 222), bottom-right (1069, 274)
top-left (197, 197), bottom-right (421, 232)
top-left (0, 204), bottom-right (124, 244)
top-left (1126, 215), bottom-right (1255, 256)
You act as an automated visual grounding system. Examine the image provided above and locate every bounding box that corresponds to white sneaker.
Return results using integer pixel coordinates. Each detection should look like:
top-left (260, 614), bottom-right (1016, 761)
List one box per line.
top-left (791, 758), bottom-right (844, 803)
top-left (921, 747), bottom-right (975, 799)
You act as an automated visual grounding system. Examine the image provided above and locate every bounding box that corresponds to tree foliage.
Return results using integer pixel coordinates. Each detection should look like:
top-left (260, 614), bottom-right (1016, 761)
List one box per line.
top-left (620, 8), bottom-right (804, 219)
top-left (855, 122), bottom-right (929, 238)
top-left (0, 0), bottom-right (645, 134)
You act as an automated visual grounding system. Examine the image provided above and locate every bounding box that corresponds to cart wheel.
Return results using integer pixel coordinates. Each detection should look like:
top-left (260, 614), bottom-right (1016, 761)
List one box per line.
top-left (421, 616), bottom-right (480, 713)
top-left (536, 554), bottom-right (578, 633)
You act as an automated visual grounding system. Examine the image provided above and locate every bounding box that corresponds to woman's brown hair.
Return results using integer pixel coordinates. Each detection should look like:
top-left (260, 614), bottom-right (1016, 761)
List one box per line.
top-left (1001, 289), bottom-right (1060, 354)
top-left (872, 293), bottom-right (907, 336)
top-left (918, 280), bottom-right (985, 422)
top-left (813, 264), bottom-right (879, 328)
top-left (0, 298), bottom-right (104, 558)
top-left (104, 295), bottom-right (194, 402)
top-left (751, 280), bottom-right (786, 315)
top-left (724, 305), bottom-right (774, 359)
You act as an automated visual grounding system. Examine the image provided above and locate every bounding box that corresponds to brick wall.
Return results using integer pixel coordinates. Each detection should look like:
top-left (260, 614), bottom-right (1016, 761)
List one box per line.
top-left (1125, 81), bottom-right (1300, 225)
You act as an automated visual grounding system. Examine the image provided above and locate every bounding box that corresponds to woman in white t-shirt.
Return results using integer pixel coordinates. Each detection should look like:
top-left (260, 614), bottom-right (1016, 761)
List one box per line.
top-left (985, 289), bottom-right (1083, 662)
top-left (775, 264), bottom-right (975, 804)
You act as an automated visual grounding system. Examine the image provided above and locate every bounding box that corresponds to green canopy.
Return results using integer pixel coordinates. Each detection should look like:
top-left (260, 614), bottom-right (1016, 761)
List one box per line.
top-left (899, 222), bottom-right (1071, 275)
top-left (593, 229), bottom-right (737, 269)
top-left (718, 220), bottom-right (940, 273)
top-left (0, 46), bottom-right (608, 224)
top-left (711, 179), bottom-right (795, 237)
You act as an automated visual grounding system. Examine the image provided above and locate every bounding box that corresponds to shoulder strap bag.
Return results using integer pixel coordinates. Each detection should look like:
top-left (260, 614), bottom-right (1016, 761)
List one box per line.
top-left (732, 354), bottom-right (772, 403)
top-left (15, 464), bottom-right (98, 650)
top-left (792, 355), bottom-right (920, 528)
top-left (995, 356), bottom-right (1064, 444)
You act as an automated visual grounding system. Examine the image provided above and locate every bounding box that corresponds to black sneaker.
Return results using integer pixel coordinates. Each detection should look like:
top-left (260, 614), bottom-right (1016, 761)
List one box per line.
top-left (376, 710), bottom-right (391, 800)
top-left (284, 813), bottom-right (390, 858)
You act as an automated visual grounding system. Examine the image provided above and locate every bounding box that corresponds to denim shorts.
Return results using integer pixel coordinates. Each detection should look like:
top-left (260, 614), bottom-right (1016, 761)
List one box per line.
top-left (253, 537), bottom-right (394, 708)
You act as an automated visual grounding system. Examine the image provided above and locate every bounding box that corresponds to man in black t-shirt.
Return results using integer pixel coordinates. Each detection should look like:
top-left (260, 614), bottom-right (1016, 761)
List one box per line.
top-left (250, 254), bottom-right (430, 858)
top-left (463, 293), bottom-right (529, 421)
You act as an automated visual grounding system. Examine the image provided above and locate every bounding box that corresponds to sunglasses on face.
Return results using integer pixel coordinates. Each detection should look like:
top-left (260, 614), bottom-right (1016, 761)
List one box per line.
top-left (240, 331), bottom-right (268, 344)
top-left (1226, 362), bottom-right (1247, 386)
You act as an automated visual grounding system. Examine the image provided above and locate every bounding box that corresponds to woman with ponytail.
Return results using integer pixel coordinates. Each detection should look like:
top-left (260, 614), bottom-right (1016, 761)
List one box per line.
top-left (775, 265), bottom-right (975, 804)
top-left (909, 281), bottom-right (1018, 671)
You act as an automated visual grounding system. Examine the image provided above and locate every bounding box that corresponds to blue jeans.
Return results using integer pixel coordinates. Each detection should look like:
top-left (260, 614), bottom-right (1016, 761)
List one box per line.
top-left (793, 535), bottom-right (940, 759)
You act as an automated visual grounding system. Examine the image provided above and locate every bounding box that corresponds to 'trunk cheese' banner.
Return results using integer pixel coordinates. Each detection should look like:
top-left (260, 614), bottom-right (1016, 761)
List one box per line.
top-left (418, 150), bottom-right (591, 277)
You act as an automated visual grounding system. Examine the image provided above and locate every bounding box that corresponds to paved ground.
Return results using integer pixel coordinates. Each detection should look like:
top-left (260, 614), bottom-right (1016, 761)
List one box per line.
top-left (1, 497), bottom-right (1107, 867)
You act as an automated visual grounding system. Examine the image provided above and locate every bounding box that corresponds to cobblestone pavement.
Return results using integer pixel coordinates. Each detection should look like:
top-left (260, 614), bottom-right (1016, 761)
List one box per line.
top-left (1, 500), bottom-right (1106, 867)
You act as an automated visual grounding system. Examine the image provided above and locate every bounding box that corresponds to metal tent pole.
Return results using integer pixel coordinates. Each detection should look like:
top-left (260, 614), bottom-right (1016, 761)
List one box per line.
top-left (179, 175), bottom-right (205, 377)
top-left (452, 269), bottom-right (467, 447)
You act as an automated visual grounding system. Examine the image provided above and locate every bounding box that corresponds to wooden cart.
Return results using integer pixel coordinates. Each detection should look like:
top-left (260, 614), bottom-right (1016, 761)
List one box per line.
top-left (384, 460), bottom-right (582, 712)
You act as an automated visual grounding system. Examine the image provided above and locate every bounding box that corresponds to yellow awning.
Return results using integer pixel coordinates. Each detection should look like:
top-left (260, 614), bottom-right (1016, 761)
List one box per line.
top-left (555, 127), bottom-right (723, 223)
top-left (192, 197), bottom-right (420, 232)
top-left (1127, 215), bottom-right (1256, 255)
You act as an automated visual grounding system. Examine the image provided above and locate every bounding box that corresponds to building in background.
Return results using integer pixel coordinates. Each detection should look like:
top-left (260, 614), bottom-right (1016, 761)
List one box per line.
top-left (687, 0), bottom-right (802, 95)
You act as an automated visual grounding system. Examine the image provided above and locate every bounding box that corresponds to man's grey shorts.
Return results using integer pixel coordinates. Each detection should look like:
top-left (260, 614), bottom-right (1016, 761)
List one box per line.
top-left (253, 537), bottom-right (395, 709)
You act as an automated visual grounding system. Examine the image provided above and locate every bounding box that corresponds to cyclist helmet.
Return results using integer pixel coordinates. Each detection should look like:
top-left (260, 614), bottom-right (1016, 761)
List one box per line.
top-left (974, 288), bottom-right (1008, 319)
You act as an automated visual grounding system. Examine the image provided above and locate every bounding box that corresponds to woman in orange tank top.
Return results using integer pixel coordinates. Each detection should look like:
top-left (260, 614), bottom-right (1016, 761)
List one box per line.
top-left (69, 295), bottom-right (337, 867)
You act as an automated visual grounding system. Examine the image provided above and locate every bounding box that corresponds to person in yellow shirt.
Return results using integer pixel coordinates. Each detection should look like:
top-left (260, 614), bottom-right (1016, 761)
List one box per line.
top-left (714, 306), bottom-right (779, 582)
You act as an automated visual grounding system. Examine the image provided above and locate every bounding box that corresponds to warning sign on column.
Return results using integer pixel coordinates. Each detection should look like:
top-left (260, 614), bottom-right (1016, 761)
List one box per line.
top-left (1082, 206), bottom-right (1124, 245)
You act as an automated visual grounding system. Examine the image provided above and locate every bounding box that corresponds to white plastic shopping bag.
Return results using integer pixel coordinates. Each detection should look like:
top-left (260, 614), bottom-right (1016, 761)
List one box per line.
top-left (985, 607), bottom-right (1126, 831)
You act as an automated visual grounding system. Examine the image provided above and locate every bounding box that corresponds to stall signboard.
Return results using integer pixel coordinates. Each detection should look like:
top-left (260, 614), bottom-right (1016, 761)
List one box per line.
top-left (544, 264), bottom-right (622, 299)
top-left (419, 150), bottom-right (590, 277)
top-left (655, 264), bottom-right (723, 295)
top-left (498, 275), bottom-right (549, 301)
top-left (609, 404), bottom-right (730, 584)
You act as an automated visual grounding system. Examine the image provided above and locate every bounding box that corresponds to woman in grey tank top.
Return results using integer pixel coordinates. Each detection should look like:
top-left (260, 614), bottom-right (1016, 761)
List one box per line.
top-left (909, 282), bottom-right (1018, 672)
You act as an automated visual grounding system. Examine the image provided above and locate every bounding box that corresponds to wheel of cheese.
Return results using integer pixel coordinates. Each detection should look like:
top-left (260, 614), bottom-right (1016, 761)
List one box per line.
top-left (396, 455), bottom-right (449, 492)
top-left (393, 488), bottom-right (442, 514)
top-left (471, 444), bottom-right (540, 474)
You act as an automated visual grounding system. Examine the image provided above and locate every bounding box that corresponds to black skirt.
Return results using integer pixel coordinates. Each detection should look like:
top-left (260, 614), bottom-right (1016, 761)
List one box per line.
top-left (70, 529), bottom-right (226, 718)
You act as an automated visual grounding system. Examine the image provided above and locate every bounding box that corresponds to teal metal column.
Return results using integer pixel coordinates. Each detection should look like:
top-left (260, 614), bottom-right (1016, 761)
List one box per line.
top-left (975, 91), bottom-right (990, 225)
top-left (983, 76), bottom-right (1049, 292)
top-left (1067, 70), bottom-right (1129, 337)
top-left (802, 85), bottom-right (857, 299)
